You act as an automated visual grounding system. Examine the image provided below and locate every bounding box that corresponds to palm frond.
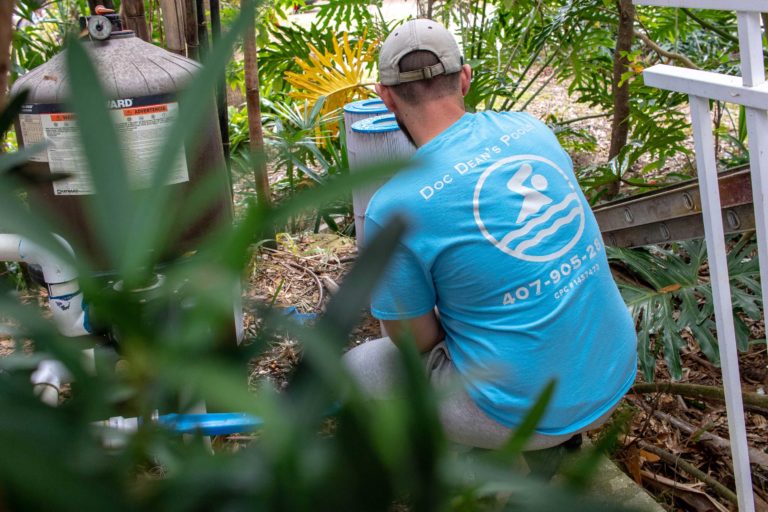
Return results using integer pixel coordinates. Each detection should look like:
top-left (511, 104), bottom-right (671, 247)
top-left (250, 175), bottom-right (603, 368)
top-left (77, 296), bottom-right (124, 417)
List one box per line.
top-left (284, 31), bottom-right (377, 122)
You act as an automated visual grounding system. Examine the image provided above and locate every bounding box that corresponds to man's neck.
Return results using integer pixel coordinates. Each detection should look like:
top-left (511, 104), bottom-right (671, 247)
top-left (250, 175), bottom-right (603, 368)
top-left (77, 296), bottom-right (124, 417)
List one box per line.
top-left (400, 100), bottom-right (466, 148)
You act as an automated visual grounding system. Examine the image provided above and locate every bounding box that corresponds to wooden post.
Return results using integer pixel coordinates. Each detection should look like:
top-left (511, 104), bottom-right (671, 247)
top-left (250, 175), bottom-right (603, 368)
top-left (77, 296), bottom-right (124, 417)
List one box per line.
top-left (244, 22), bottom-right (270, 210)
top-left (121, 0), bottom-right (150, 42)
top-left (183, 0), bottom-right (200, 61)
top-left (159, 0), bottom-right (186, 55)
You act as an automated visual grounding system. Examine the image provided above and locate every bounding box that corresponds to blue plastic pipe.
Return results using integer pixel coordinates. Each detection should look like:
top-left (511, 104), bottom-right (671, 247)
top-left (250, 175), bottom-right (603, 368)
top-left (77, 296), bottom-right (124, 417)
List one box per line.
top-left (157, 412), bottom-right (264, 436)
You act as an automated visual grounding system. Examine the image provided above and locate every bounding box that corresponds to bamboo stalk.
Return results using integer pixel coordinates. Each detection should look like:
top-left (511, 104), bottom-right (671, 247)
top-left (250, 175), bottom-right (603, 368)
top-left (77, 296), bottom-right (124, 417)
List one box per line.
top-left (0, 0), bottom-right (14, 113)
top-left (209, 0), bottom-right (230, 166)
top-left (183, 0), bottom-right (199, 61)
top-left (121, 0), bottom-right (150, 42)
top-left (195, 0), bottom-right (209, 60)
top-left (158, 0), bottom-right (186, 55)
top-left (243, 21), bottom-right (271, 210)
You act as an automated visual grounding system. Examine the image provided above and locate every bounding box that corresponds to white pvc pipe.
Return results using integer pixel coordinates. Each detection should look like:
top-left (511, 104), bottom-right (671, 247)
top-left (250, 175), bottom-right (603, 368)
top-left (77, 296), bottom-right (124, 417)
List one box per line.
top-left (28, 348), bottom-right (95, 407)
top-left (30, 359), bottom-right (72, 406)
top-left (1, 233), bottom-right (90, 405)
top-left (0, 234), bottom-right (22, 262)
top-left (0, 233), bottom-right (87, 337)
top-left (0, 233), bottom-right (78, 284)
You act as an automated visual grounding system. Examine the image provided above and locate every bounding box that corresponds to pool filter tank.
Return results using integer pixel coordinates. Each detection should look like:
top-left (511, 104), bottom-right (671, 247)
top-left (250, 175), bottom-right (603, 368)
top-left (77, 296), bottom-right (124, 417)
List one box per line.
top-left (11, 12), bottom-right (232, 271)
top-left (8, 12), bottom-right (242, 346)
top-left (345, 111), bottom-right (415, 245)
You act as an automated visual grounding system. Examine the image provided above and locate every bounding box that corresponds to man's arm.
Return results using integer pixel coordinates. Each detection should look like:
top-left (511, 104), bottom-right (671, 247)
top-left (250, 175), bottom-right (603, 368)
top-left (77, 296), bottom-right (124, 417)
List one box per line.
top-left (381, 309), bottom-right (444, 353)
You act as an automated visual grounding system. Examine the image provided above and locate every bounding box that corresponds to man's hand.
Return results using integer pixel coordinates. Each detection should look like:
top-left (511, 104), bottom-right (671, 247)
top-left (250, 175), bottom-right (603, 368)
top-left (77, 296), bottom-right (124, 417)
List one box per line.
top-left (381, 309), bottom-right (445, 353)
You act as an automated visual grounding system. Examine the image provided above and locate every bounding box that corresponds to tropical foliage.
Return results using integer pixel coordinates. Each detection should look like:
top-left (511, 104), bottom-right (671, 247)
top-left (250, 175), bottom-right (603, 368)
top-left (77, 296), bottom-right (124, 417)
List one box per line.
top-left (0, 3), bottom-right (639, 510)
top-left (608, 237), bottom-right (764, 381)
top-left (284, 31), bottom-right (377, 121)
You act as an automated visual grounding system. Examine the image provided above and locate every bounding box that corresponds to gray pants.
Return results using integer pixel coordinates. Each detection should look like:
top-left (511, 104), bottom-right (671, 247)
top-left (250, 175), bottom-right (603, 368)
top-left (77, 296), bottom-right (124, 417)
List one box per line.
top-left (343, 337), bottom-right (615, 450)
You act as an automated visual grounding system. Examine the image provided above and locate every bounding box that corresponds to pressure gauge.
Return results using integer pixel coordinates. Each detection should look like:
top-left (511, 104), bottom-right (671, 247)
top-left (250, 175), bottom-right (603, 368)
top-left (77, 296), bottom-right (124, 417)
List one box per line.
top-left (87, 15), bottom-right (113, 40)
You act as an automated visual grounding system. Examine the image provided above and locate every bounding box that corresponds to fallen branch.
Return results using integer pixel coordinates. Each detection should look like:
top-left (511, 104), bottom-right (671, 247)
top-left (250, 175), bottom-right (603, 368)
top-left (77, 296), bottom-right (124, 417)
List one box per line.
top-left (281, 262), bottom-right (324, 311)
top-left (644, 405), bottom-right (768, 468)
top-left (637, 440), bottom-right (737, 506)
top-left (320, 275), bottom-right (339, 295)
top-left (640, 469), bottom-right (729, 512)
top-left (632, 382), bottom-right (768, 412)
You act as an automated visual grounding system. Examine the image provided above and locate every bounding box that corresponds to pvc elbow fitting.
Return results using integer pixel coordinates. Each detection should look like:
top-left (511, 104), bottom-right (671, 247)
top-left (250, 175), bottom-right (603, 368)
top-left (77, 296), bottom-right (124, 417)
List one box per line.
top-left (30, 359), bottom-right (72, 406)
top-left (17, 235), bottom-right (77, 285)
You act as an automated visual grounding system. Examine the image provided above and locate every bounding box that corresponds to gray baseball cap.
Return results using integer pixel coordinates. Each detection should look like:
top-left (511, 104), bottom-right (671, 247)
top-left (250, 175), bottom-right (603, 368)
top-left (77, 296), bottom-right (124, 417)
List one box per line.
top-left (378, 19), bottom-right (463, 86)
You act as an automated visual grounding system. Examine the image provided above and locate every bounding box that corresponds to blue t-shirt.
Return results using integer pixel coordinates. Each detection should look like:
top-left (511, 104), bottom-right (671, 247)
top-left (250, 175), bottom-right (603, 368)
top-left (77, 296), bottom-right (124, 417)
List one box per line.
top-left (365, 111), bottom-right (637, 435)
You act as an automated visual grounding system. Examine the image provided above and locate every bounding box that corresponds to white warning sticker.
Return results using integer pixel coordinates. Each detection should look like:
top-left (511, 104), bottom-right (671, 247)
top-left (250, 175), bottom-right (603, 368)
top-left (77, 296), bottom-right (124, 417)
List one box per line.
top-left (42, 112), bottom-right (90, 195)
top-left (24, 100), bottom-right (189, 196)
top-left (18, 113), bottom-right (48, 162)
top-left (116, 102), bottom-right (189, 191)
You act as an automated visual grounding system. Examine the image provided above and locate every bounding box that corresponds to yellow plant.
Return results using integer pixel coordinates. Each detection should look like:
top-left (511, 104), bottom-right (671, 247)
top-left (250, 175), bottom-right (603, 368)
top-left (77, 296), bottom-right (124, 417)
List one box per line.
top-left (285, 31), bottom-right (377, 122)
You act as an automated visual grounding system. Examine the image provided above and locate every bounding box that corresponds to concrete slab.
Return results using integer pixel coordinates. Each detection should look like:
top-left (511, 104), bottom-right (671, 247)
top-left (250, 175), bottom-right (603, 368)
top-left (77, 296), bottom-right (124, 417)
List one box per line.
top-left (585, 455), bottom-right (666, 512)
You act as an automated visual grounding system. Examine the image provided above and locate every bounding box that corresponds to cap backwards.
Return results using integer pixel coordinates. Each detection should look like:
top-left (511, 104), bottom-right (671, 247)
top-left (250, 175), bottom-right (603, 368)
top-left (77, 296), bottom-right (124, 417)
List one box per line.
top-left (378, 19), bottom-right (463, 86)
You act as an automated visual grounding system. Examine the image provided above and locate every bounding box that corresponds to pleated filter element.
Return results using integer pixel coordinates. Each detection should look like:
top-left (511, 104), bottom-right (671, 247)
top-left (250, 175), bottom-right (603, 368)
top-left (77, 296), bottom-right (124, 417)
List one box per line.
top-left (343, 98), bottom-right (389, 145)
top-left (346, 112), bottom-right (416, 245)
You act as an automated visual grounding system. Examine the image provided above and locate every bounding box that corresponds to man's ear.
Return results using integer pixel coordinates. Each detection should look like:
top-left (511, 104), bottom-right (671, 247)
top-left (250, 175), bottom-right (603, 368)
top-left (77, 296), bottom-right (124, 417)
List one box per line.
top-left (375, 83), bottom-right (398, 113)
top-left (460, 64), bottom-right (472, 97)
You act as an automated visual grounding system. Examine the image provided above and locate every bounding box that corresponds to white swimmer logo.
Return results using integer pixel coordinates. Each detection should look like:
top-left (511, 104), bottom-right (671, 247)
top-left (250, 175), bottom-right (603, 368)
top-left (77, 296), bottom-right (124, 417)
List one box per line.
top-left (473, 154), bottom-right (585, 262)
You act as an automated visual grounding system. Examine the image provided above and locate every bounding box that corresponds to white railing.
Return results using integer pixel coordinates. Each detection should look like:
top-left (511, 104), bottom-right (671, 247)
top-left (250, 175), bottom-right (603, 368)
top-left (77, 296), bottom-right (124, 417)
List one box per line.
top-left (632, 1), bottom-right (766, 511)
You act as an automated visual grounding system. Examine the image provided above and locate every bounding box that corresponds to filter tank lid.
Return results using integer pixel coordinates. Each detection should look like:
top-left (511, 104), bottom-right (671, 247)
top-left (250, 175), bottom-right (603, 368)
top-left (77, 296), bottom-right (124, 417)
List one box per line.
top-left (351, 114), bottom-right (401, 134)
top-left (343, 98), bottom-right (389, 115)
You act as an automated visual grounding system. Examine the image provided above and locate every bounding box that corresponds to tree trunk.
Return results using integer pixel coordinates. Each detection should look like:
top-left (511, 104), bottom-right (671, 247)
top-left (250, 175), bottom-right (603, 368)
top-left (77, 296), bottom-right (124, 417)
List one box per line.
top-left (0, 0), bottom-right (14, 111)
top-left (606, 0), bottom-right (635, 199)
top-left (158, 0), bottom-right (186, 55)
top-left (183, 0), bottom-right (200, 61)
top-left (417, 0), bottom-right (431, 18)
top-left (121, 0), bottom-right (150, 42)
top-left (244, 22), bottom-right (270, 210)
